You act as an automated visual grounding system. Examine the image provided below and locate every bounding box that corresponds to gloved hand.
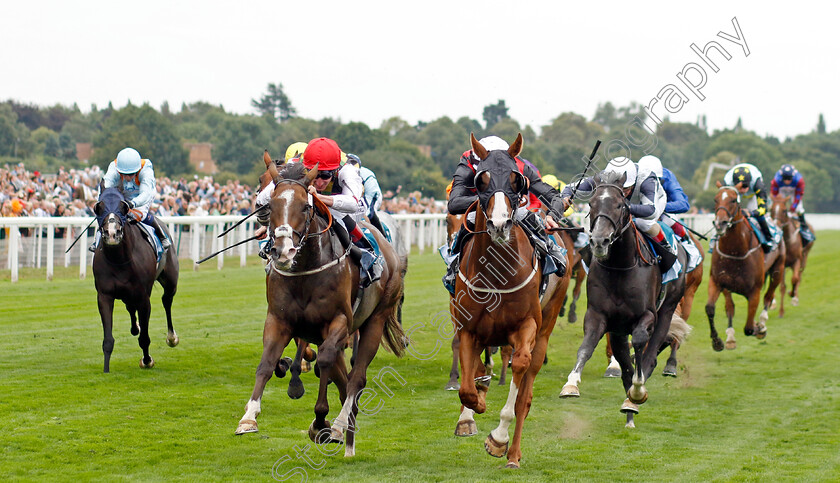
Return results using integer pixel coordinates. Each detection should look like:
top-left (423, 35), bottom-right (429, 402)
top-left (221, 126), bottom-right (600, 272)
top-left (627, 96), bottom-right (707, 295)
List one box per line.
top-left (751, 209), bottom-right (762, 218)
top-left (550, 197), bottom-right (569, 218)
top-left (127, 200), bottom-right (135, 209)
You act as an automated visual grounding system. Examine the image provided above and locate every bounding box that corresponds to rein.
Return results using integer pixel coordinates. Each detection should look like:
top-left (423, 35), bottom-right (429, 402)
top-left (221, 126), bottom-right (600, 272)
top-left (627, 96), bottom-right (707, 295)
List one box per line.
top-left (460, 200), bottom-right (490, 236)
top-left (589, 183), bottom-right (653, 271)
top-left (713, 196), bottom-right (761, 260)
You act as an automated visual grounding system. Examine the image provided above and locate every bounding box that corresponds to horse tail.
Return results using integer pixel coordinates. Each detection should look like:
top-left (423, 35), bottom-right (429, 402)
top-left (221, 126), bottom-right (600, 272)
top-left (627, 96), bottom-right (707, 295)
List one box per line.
top-left (381, 256), bottom-right (408, 357)
top-left (667, 310), bottom-right (692, 346)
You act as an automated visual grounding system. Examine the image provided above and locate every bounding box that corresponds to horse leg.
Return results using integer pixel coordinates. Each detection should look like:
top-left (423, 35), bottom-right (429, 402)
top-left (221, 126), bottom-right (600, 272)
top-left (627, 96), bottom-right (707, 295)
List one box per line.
top-left (455, 331), bottom-right (482, 437)
top-left (98, 293), bottom-right (116, 373)
top-left (628, 311), bottom-right (656, 406)
top-left (560, 311), bottom-right (607, 397)
top-left (137, 298), bottom-right (154, 368)
top-left (236, 314), bottom-right (292, 435)
top-left (484, 347), bottom-right (494, 378)
top-left (498, 345), bottom-right (512, 386)
top-left (159, 270), bottom-right (178, 347)
top-left (445, 330), bottom-right (461, 391)
top-left (759, 257), bottom-right (785, 338)
top-left (287, 339), bottom-right (306, 400)
top-left (126, 305), bottom-right (139, 337)
top-left (611, 332), bottom-right (637, 427)
top-left (569, 269), bottom-right (584, 324)
top-left (743, 288), bottom-right (762, 337)
top-left (790, 258), bottom-right (802, 306)
top-left (559, 294), bottom-right (568, 317)
top-left (330, 312), bottom-right (383, 457)
top-left (724, 291), bottom-right (737, 350)
top-left (662, 338), bottom-right (680, 377)
top-left (311, 315), bottom-right (350, 443)
top-left (350, 332), bottom-right (359, 367)
top-left (705, 277), bottom-right (725, 351)
top-left (603, 333), bottom-right (621, 378)
top-left (486, 317), bottom-right (537, 467)
top-left (778, 264), bottom-right (787, 318)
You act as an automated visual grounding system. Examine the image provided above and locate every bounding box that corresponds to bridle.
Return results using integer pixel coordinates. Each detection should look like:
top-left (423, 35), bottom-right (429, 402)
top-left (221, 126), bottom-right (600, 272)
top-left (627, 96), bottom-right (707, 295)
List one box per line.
top-left (590, 183), bottom-right (633, 247)
top-left (714, 187), bottom-right (745, 233)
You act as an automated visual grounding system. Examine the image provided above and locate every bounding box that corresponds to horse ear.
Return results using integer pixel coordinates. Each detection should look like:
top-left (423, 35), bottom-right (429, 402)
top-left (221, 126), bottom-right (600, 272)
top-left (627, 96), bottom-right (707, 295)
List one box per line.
top-left (470, 133), bottom-right (487, 162)
top-left (93, 201), bottom-right (103, 217)
top-left (618, 172), bottom-right (627, 187)
top-left (304, 163), bottom-right (319, 186)
top-left (264, 150), bottom-right (281, 185)
top-left (508, 133), bottom-right (523, 158)
top-left (120, 201), bottom-right (130, 216)
top-left (715, 180), bottom-right (723, 188)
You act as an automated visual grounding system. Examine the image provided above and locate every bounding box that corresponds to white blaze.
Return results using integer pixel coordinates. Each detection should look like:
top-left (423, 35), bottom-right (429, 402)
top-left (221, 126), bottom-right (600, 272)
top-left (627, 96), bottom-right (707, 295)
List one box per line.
top-left (489, 192), bottom-right (509, 228)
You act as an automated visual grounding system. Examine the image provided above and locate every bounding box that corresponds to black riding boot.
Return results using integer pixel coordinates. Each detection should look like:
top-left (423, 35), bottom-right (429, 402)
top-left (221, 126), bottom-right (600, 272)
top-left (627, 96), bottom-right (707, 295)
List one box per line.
top-left (341, 216), bottom-right (382, 287)
top-left (520, 211), bottom-right (566, 277)
top-left (798, 213), bottom-right (814, 244)
top-left (368, 211), bottom-right (387, 238)
top-left (443, 224), bottom-right (470, 293)
top-left (151, 217), bottom-right (171, 250)
top-left (756, 214), bottom-right (773, 253)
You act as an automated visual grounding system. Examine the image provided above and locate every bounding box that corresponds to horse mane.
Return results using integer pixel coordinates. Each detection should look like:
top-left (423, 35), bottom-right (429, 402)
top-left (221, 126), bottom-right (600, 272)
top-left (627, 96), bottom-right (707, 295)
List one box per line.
top-left (278, 162), bottom-right (308, 182)
top-left (596, 170), bottom-right (625, 186)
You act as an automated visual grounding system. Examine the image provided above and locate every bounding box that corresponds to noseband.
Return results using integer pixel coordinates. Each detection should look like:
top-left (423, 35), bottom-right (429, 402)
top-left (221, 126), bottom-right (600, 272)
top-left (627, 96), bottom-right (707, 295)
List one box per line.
top-left (270, 179), bottom-right (332, 253)
top-left (714, 188), bottom-right (744, 232)
top-left (590, 183), bottom-right (632, 246)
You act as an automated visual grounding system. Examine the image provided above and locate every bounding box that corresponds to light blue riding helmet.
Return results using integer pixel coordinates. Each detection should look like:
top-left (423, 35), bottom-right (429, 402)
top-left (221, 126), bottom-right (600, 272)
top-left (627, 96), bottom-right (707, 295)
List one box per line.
top-left (116, 147), bottom-right (142, 174)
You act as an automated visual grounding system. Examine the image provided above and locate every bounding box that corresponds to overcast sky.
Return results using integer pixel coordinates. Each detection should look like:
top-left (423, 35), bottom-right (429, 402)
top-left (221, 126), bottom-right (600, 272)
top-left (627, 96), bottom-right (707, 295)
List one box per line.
top-left (1, 1), bottom-right (834, 140)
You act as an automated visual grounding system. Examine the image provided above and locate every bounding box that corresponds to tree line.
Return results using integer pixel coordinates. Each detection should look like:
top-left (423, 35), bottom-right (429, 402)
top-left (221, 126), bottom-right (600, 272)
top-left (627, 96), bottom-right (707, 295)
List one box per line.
top-left (1, 84), bottom-right (838, 211)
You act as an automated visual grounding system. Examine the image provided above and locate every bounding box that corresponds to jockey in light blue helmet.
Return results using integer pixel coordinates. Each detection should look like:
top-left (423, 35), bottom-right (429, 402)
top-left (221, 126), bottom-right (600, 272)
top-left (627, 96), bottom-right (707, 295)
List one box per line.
top-left (91, 147), bottom-right (171, 251)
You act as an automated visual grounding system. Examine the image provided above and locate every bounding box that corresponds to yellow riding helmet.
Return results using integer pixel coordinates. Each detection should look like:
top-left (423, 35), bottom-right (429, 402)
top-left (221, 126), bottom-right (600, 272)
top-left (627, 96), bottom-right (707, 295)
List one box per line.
top-left (541, 174), bottom-right (560, 190)
top-left (285, 142), bottom-right (308, 162)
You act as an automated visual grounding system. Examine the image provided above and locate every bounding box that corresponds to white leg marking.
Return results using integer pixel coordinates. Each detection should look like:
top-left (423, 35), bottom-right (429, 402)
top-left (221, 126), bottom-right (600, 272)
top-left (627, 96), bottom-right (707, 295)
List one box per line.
top-left (629, 373), bottom-right (646, 401)
top-left (759, 309), bottom-right (769, 324)
top-left (458, 406), bottom-right (476, 423)
top-left (607, 356), bottom-right (620, 371)
top-left (565, 370), bottom-right (581, 388)
top-left (332, 394), bottom-right (356, 433)
top-left (240, 398), bottom-right (261, 422)
top-left (490, 381), bottom-right (519, 444)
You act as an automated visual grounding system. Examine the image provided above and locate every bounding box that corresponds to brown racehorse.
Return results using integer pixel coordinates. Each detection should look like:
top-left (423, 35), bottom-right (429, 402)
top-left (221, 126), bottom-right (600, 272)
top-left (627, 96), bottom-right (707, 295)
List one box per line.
top-left (706, 184), bottom-right (785, 351)
top-left (236, 156), bottom-right (405, 458)
top-left (770, 194), bottom-right (814, 317)
top-left (452, 134), bottom-right (561, 469)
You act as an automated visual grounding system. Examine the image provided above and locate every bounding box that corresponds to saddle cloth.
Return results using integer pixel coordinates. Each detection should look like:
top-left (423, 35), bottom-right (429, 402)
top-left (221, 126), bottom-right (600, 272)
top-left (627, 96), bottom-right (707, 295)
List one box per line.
top-left (136, 222), bottom-right (164, 264)
top-left (746, 216), bottom-right (782, 247)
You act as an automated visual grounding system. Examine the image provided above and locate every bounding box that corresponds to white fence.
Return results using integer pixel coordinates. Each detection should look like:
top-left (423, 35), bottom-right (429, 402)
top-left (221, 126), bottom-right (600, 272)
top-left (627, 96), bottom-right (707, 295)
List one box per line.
top-left (2, 213), bottom-right (838, 283)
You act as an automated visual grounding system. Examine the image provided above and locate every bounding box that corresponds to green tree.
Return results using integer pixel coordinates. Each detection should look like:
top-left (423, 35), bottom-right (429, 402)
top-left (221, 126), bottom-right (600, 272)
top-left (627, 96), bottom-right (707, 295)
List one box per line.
top-left (817, 114), bottom-right (826, 135)
top-left (334, 122), bottom-right (386, 154)
top-left (482, 100), bottom-right (509, 130)
top-left (212, 115), bottom-right (272, 175)
top-left (251, 82), bottom-right (296, 121)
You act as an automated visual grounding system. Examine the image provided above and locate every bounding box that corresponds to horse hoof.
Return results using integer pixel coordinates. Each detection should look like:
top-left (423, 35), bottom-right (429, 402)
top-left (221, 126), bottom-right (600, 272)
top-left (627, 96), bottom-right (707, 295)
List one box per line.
top-left (275, 357), bottom-right (292, 378)
top-left (628, 389), bottom-right (648, 405)
top-left (625, 420), bottom-right (636, 429)
top-left (166, 332), bottom-right (179, 347)
top-left (454, 420), bottom-right (477, 437)
top-left (603, 367), bottom-right (621, 378)
top-left (755, 330), bottom-right (767, 340)
top-left (662, 365), bottom-right (677, 377)
top-left (559, 384), bottom-right (580, 398)
top-left (308, 420), bottom-right (332, 443)
top-left (792, 296), bottom-right (799, 307)
top-left (445, 381), bottom-right (460, 391)
top-left (620, 398), bottom-right (639, 414)
top-left (130, 322), bottom-right (139, 336)
top-left (300, 360), bottom-right (311, 373)
top-left (484, 433), bottom-right (508, 458)
top-left (725, 340), bottom-right (737, 350)
top-left (287, 379), bottom-right (305, 400)
top-left (505, 461), bottom-right (520, 469)
top-left (568, 312), bottom-right (577, 324)
top-left (329, 428), bottom-right (344, 444)
top-left (139, 357), bottom-right (155, 369)
top-left (712, 338), bottom-right (724, 352)
top-left (235, 419), bottom-right (258, 435)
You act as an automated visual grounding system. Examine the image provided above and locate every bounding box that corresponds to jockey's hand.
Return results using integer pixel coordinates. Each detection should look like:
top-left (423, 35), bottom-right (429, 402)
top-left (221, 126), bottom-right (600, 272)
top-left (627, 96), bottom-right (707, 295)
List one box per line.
top-left (255, 226), bottom-right (268, 240)
top-left (127, 200), bottom-right (135, 208)
top-left (550, 197), bottom-right (569, 218)
top-left (545, 215), bottom-right (560, 231)
top-left (308, 185), bottom-right (318, 196)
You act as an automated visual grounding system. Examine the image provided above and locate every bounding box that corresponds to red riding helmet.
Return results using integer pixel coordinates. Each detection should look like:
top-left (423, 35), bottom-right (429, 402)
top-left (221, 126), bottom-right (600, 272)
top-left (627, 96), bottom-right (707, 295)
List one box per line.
top-left (301, 138), bottom-right (342, 171)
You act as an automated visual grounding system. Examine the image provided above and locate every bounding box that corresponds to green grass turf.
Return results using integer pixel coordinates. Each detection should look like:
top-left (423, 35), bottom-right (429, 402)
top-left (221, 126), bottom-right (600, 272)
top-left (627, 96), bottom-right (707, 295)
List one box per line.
top-left (1, 233), bottom-right (839, 482)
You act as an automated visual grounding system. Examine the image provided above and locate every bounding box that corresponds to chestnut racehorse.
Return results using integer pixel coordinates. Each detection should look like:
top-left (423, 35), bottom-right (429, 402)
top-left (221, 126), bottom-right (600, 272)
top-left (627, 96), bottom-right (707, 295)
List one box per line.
top-left (770, 193), bottom-right (814, 317)
top-left (452, 134), bottom-right (563, 468)
top-left (235, 156), bottom-right (405, 459)
top-left (706, 184), bottom-right (785, 351)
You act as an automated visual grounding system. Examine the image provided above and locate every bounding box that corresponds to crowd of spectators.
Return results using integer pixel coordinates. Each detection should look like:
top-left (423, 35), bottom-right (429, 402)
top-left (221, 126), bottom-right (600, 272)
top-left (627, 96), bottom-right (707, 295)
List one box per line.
top-left (0, 164), bottom-right (447, 222)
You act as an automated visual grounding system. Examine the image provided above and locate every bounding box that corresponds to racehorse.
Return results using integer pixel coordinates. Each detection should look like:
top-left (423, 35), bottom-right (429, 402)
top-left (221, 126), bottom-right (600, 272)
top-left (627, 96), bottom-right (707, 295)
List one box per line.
top-left (92, 187), bottom-right (179, 373)
top-left (452, 133), bottom-right (565, 468)
top-left (706, 183), bottom-right (785, 350)
top-left (770, 193), bottom-right (814, 316)
top-left (559, 171), bottom-right (686, 428)
top-left (235, 156), bottom-right (406, 459)
top-left (558, 232), bottom-right (586, 324)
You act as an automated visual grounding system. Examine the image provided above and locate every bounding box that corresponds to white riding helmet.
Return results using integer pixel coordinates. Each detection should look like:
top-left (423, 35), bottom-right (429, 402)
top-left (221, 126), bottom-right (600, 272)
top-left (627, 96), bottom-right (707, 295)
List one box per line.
top-left (116, 147), bottom-right (142, 174)
top-left (473, 136), bottom-right (510, 162)
top-left (638, 155), bottom-right (663, 179)
top-left (604, 157), bottom-right (637, 188)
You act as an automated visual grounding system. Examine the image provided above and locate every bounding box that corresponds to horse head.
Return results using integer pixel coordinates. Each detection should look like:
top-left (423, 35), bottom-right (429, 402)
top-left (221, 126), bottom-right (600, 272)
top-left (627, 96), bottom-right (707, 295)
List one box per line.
top-left (93, 187), bottom-right (131, 247)
top-left (588, 171), bottom-right (631, 259)
top-left (713, 182), bottom-right (743, 236)
top-left (770, 193), bottom-right (792, 225)
top-left (264, 152), bottom-right (319, 269)
top-left (471, 133), bottom-right (527, 244)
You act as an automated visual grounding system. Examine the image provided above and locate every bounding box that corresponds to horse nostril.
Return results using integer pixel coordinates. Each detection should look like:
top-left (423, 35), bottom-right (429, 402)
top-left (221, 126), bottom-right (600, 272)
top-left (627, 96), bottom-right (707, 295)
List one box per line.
top-left (504, 219), bottom-right (512, 231)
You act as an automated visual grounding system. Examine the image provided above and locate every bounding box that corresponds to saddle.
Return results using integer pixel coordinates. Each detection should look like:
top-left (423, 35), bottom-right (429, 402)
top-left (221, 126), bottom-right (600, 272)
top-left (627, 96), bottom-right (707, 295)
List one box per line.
top-left (746, 216), bottom-right (782, 249)
top-left (134, 222), bottom-right (166, 276)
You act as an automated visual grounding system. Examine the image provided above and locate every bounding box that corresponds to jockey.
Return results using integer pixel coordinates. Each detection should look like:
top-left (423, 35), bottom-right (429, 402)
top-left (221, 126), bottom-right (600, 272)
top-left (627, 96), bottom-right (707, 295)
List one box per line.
top-left (90, 147), bottom-right (170, 252)
top-left (444, 135), bottom-right (567, 292)
top-left (723, 163), bottom-right (774, 252)
top-left (257, 137), bottom-right (381, 287)
top-left (637, 155), bottom-right (691, 240)
top-left (559, 157), bottom-right (677, 271)
top-left (345, 153), bottom-right (387, 237)
top-left (771, 163), bottom-right (813, 242)
top-left (541, 174), bottom-right (588, 249)
top-left (285, 142), bottom-right (308, 163)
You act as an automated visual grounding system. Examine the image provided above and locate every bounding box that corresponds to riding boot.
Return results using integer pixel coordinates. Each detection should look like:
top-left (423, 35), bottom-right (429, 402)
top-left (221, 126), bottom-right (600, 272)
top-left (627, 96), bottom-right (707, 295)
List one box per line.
top-left (89, 231), bottom-right (101, 252)
top-left (520, 211), bottom-right (566, 277)
top-left (756, 214), bottom-right (774, 253)
top-left (339, 216), bottom-right (381, 287)
top-left (151, 217), bottom-right (171, 251)
top-left (368, 211), bottom-right (387, 239)
top-left (443, 224), bottom-right (469, 294)
top-left (798, 213), bottom-right (814, 244)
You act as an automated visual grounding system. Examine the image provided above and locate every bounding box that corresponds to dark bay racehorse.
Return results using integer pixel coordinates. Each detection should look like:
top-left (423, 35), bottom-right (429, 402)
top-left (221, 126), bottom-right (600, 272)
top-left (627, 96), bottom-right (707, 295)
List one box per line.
top-left (92, 187), bottom-right (179, 372)
top-left (452, 134), bottom-right (562, 468)
top-left (235, 156), bottom-right (406, 458)
top-left (706, 184), bottom-right (785, 350)
top-left (559, 171), bottom-right (686, 428)
top-left (770, 193), bottom-right (813, 316)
